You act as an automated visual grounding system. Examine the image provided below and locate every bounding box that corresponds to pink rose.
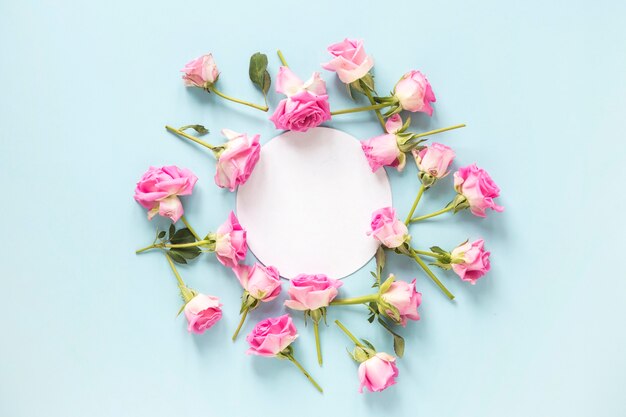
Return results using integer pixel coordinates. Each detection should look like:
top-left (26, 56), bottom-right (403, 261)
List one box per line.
top-left (322, 38), bottom-right (374, 84)
top-left (284, 274), bottom-right (343, 311)
top-left (367, 207), bottom-right (409, 249)
top-left (453, 164), bottom-right (504, 217)
top-left (134, 165), bottom-right (198, 222)
top-left (361, 115), bottom-right (406, 172)
top-left (183, 294), bottom-right (222, 334)
top-left (232, 263), bottom-right (282, 302)
top-left (358, 352), bottom-right (399, 393)
top-left (413, 143), bottom-right (455, 179)
top-left (451, 239), bottom-right (491, 284)
top-left (214, 211), bottom-right (247, 268)
top-left (393, 70), bottom-right (436, 115)
top-left (270, 67), bottom-right (331, 132)
top-left (181, 54), bottom-right (219, 88)
top-left (380, 278), bottom-right (421, 326)
top-left (215, 129), bottom-right (261, 191)
top-left (246, 314), bottom-right (298, 357)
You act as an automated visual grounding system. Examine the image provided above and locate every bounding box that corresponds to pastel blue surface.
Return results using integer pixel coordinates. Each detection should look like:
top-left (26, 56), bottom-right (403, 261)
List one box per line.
top-left (1, 1), bottom-right (625, 416)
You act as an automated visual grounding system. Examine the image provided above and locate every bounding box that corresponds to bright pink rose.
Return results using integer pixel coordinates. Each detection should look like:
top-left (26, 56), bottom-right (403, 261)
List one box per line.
top-left (322, 38), bottom-right (374, 84)
top-left (215, 129), bottom-right (261, 191)
top-left (451, 239), bottom-right (491, 284)
top-left (232, 263), bottom-right (282, 302)
top-left (181, 54), bottom-right (219, 88)
top-left (214, 211), bottom-right (247, 268)
top-left (453, 164), bottom-right (504, 217)
top-left (134, 165), bottom-right (198, 222)
top-left (284, 274), bottom-right (343, 311)
top-left (358, 352), bottom-right (399, 393)
top-left (367, 207), bottom-right (409, 249)
top-left (361, 115), bottom-right (406, 172)
top-left (380, 278), bottom-right (421, 326)
top-left (270, 67), bottom-right (331, 132)
top-left (413, 143), bottom-right (455, 179)
top-left (183, 294), bottom-right (222, 334)
top-left (393, 70), bottom-right (436, 115)
top-left (246, 314), bottom-right (298, 357)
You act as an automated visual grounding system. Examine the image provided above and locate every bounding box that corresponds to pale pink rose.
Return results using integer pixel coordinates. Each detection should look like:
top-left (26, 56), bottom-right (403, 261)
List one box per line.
top-left (453, 164), bottom-right (504, 217)
top-left (393, 70), bottom-right (436, 115)
top-left (215, 129), bottom-right (261, 191)
top-left (284, 274), bottom-right (343, 311)
top-left (367, 207), bottom-right (409, 249)
top-left (358, 352), bottom-right (399, 393)
top-left (214, 211), bottom-right (247, 268)
top-left (361, 115), bottom-right (405, 172)
top-left (183, 294), bottom-right (222, 334)
top-left (322, 38), bottom-right (374, 84)
top-left (380, 278), bottom-right (421, 326)
top-left (451, 239), bottom-right (491, 284)
top-left (134, 165), bottom-right (198, 222)
top-left (181, 54), bottom-right (219, 87)
top-left (246, 314), bottom-right (298, 357)
top-left (413, 143), bottom-right (455, 179)
top-left (232, 263), bottom-right (282, 301)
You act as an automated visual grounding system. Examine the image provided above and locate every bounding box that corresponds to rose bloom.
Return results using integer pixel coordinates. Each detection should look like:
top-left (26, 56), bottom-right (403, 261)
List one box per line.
top-left (246, 314), bottom-right (298, 357)
top-left (181, 54), bottom-right (219, 88)
top-left (214, 211), bottom-right (247, 268)
top-left (367, 207), bottom-right (409, 249)
top-left (215, 129), bottom-right (261, 191)
top-left (453, 164), bottom-right (504, 217)
top-left (270, 67), bottom-right (330, 132)
top-left (322, 38), bottom-right (374, 84)
top-left (134, 165), bottom-right (198, 222)
top-left (413, 142), bottom-right (455, 179)
top-left (380, 278), bottom-right (421, 326)
top-left (451, 239), bottom-right (491, 284)
top-left (361, 115), bottom-right (405, 172)
top-left (232, 263), bottom-right (282, 302)
top-left (358, 352), bottom-right (399, 393)
top-left (393, 70), bottom-right (436, 115)
top-left (284, 274), bottom-right (343, 311)
top-left (183, 294), bottom-right (222, 334)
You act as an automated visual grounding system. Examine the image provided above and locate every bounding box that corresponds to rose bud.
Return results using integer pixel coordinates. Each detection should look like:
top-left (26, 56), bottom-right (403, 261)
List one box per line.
top-left (393, 70), bottom-right (436, 115)
top-left (413, 142), bottom-right (455, 186)
top-left (134, 165), bottom-right (198, 222)
top-left (246, 314), bottom-right (298, 357)
top-left (361, 115), bottom-right (406, 172)
top-left (322, 38), bottom-right (375, 84)
top-left (453, 164), bottom-right (504, 217)
top-left (214, 211), bottom-right (247, 268)
top-left (284, 273), bottom-right (343, 311)
top-left (379, 276), bottom-right (422, 326)
top-left (367, 207), bottom-right (409, 249)
top-left (183, 294), bottom-right (222, 334)
top-left (181, 54), bottom-right (219, 88)
top-left (358, 352), bottom-right (400, 393)
top-left (450, 239), bottom-right (491, 284)
top-left (214, 129), bottom-right (261, 191)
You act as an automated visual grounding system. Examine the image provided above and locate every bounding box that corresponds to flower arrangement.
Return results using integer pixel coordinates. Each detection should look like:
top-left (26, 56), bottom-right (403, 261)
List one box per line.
top-left (134, 38), bottom-right (503, 394)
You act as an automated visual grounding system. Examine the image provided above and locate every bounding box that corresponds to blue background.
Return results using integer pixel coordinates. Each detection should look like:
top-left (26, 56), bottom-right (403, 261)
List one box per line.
top-left (1, 1), bottom-right (625, 416)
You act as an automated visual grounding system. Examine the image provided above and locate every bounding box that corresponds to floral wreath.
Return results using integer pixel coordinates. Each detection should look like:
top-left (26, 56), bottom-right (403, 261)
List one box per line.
top-left (134, 38), bottom-right (503, 394)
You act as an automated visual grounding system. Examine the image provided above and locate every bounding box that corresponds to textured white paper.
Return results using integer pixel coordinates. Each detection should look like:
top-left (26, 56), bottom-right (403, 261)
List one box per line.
top-left (236, 127), bottom-right (392, 279)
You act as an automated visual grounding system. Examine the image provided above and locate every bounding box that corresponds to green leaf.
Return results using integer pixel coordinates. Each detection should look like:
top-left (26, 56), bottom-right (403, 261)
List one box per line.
top-left (370, 271), bottom-right (377, 279)
top-left (360, 339), bottom-right (376, 351)
top-left (430, 246), bottom-right (447, 255)
top-left (157, 230), bottom-right (166, 239)
top-left (367, 314), bottom-right (375, 323)
top-left (179, 124), bottom-right (209, 135)
top-left (393, 333), bottom-right (405, 358)
top-left (170, 228), bottom-right (195, 244)
top-left (168, 224), bottom-right (175, 240)
top-left (168, 251), bottom-right (187, 264)
top-left (249, 53), bottom-right (271, 95)
top-left (172, 247), bottom-right (201, 260)
top-left (262, 71), bottom-right (271, 95)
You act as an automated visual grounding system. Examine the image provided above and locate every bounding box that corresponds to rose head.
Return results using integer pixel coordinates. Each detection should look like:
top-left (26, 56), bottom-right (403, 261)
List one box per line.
top-left (358, 352), bottom-right (399, 393)
top-left (232, 263), bottom-right (282, 302)
top-left (246, 314), bottom-right (298, 357)
top-left (183, 294), bottom-right (222, 334)
top-left (413, 142), bottom-right (455, 179)
top-left (453, 164), bottom-right (504, 217)
top-left (134, 165), bottom-right (198, 222)
top-left (284, 274), bottom-right (343, 311)
top-left (181, 54), bottom-right (219, 88)
top-left (394, 70), bottom-right (436, 115)
top-left (214, 211), bottom-right (247, 268)
top-left (380, 278), bottom-right (422, 326)
top-left (451, 239), bottom-right (491, 284)
top-left (360, 115), bottom-right (406, 172)
top-left (322, 38), bottom-right (374, 84)
top-left (215, 129), bottom-right (261, 191)
top-left (368, 207), bottom-right (409, 249)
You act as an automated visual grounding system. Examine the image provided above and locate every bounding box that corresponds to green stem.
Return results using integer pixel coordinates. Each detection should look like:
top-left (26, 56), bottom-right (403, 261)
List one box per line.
top-left (413, 123), bottom-right (466, 139)
top-left (405, 184), bottom-right (425, 224)
top-left (330, 294), bottom-right (379, 306)
top-left (277, 50), bottom-right (288, 67)
top-left (209, 86), bottom-right (268, 112)
top-left (164, 239), bottom-right (211, 249)
top-left (165, 125), bottom-right (217, 151)
top-left (330, 102), bottom-right (390, 116)
top-left (362, 84), bottom-right (386, 131)
top-left (286, 354), bottom-right (323, 393)
top-left (231, 308), bottom-right (249, 341)
top-left (334, 320), bottom-right (364, 348)
top-left (413, 250), bottom-right (439, 258)
top-left (411, 250), bottom-right (455, 300)
top-left (410, 205), bottom-right (454, 223)
top-left (313, 320), bottom-right (323, 366)
top-left (180, 215), bottom-right (200, 241)
top-left (135, 244), bottom-right (156, 254)
top-left (165, 253), bottom-right (186, 288)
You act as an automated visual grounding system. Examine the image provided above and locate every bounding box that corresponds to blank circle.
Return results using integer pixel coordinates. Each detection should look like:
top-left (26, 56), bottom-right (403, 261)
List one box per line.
top-left (236, 127), bottom-right (392, 279)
